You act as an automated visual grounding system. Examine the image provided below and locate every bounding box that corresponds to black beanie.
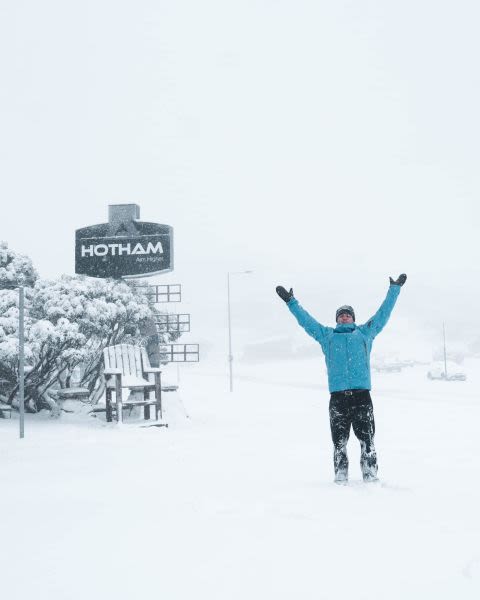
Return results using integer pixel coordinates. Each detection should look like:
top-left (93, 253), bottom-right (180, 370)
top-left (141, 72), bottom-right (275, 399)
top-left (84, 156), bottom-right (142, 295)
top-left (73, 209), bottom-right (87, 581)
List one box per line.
top-left (336, 305), bottom-right (355, 322)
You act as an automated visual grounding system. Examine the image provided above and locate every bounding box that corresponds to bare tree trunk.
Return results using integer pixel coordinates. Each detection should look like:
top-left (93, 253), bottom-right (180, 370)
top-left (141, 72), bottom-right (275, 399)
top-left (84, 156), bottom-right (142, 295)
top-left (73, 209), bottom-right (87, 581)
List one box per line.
top-left (41, 389), bottom-right (61, 417)
top-left (91, 376), bottom-right (105, 405)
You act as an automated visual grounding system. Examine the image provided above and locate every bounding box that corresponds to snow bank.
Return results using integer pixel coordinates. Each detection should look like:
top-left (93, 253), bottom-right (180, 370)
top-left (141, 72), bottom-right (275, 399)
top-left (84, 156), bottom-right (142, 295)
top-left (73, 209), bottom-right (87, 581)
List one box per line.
top-left (1, 359), bottom-right (479, 599)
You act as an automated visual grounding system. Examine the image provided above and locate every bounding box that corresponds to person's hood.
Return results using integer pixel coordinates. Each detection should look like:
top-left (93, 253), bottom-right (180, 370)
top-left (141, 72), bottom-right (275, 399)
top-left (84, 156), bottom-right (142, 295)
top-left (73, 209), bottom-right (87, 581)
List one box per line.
top-left (334, 323), bottom-right (357, 333)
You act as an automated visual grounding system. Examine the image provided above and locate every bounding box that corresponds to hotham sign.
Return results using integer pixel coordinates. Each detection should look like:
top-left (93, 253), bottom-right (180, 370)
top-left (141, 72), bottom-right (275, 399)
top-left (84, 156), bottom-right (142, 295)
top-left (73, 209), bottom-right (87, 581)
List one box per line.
top-left (75, 204), bottom-right (173, 279)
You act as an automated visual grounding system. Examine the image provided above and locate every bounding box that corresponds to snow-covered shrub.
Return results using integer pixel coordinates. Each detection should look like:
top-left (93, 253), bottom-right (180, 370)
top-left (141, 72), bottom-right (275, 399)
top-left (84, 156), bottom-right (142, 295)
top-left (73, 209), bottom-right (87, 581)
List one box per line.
top-left (0, 241), bottom-right (37, 289)
top-left (0, 243), bottom-right (173, 412)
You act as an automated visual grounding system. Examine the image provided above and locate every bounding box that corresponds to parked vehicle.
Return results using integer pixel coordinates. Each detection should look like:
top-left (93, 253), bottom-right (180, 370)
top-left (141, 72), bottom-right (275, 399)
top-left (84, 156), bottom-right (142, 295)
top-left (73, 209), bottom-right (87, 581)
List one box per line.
top-left (373, 362), bottom-right (402, 373)
top-left (445, 372), bottom-right (467, 381)
top-left (427, 367), bottom-right (467, 381)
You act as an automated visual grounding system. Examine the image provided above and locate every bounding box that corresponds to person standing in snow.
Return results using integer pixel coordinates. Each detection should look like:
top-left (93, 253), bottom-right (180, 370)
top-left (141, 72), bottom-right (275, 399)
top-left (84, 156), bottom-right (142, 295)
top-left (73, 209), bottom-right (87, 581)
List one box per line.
top-left (275, 274), bottom-right (407, 484)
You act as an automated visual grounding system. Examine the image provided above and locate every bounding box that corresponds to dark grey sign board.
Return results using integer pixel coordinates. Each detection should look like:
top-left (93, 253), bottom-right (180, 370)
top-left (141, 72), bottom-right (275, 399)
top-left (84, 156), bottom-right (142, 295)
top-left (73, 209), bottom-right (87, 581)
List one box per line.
top-left (75, 204), bottom-right (173, 279)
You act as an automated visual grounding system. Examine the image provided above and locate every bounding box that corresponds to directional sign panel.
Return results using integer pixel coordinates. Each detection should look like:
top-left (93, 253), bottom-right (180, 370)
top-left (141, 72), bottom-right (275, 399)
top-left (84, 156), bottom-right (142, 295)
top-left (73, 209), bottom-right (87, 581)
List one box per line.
top-left (159, 344), bottom-right (199, 363)
top-left (142, 284), bottom-right (182, 303)
top-left (156, 314), bottom-right (191, 333)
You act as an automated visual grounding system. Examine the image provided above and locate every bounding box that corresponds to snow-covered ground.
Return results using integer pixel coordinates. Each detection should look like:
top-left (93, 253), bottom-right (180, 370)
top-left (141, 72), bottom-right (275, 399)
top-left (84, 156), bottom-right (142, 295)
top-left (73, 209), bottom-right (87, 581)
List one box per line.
top-left (1, 358), bottom-right (480, 600)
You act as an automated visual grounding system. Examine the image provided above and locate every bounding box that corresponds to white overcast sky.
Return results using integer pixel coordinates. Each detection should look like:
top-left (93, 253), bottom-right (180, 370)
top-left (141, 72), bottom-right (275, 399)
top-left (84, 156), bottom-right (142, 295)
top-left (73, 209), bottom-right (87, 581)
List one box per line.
top-left (1, 1), bottom-right (479, 356)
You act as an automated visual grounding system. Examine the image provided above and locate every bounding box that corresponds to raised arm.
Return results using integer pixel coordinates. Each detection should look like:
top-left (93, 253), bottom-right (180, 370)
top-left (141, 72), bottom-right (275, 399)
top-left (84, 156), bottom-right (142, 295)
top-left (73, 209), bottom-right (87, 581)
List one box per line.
top-left (359, 274), bottom-right (406, 339)
top-left (276, 286), bottom-right (330, 343)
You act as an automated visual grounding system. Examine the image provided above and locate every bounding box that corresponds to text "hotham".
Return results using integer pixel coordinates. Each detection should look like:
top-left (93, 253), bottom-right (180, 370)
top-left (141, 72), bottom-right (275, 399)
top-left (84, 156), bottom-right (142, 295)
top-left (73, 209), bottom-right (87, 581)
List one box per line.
top-left (81, 242), bottom-right (164, 257)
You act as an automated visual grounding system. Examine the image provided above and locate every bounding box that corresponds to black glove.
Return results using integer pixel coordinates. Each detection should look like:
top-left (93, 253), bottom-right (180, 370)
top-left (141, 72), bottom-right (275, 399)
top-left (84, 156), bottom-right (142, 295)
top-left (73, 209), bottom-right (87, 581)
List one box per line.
top-left (389, 273), bottom-right (407, 286)
top-left (276, 286), bottom-right (294, 303)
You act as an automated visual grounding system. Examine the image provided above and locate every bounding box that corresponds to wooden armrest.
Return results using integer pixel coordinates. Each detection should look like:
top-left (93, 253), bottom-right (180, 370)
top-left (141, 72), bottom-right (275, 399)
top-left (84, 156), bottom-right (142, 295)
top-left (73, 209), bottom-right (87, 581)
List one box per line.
top-left (104, 368), bottom-right (122, 375)
top-left (143, 367), bottom-right (162, 373)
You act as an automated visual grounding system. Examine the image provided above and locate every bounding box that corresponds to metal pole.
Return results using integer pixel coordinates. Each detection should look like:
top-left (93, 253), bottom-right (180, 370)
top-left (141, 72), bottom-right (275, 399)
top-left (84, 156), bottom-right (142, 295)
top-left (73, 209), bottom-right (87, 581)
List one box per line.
top-left (19, 286), bottom-right (25, 439)
top-left (443, 322), bottom-right (448, 380)
top-left (227, 270), bottom-right (252, 393)
top-left (227, 273), bottom-right (233, 392)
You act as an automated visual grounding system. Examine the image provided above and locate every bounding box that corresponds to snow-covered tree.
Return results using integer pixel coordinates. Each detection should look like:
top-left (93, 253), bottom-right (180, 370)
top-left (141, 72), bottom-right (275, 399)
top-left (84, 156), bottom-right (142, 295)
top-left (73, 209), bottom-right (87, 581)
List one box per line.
top-left (0, 242), bottom-right (38, 405)
top-left (30, 275), bottom-right (156, 401)
top-left (0, 243), bottom-right (175, 413)
top-left (0, 241), bottom-right (37, 289)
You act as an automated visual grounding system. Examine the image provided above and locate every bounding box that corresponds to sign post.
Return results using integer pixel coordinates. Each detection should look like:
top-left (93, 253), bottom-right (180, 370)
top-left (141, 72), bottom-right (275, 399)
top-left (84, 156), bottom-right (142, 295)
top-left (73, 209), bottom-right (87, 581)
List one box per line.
top-left (19, 286), bottom-right (25, 439)
top-left (74, 204), bottom-right (199, 424)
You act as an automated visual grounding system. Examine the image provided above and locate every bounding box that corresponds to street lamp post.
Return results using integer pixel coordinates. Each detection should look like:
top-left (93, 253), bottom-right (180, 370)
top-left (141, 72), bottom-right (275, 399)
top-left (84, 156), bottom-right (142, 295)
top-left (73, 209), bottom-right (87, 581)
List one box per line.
top-left (227, 271), bottom-right (252, 392)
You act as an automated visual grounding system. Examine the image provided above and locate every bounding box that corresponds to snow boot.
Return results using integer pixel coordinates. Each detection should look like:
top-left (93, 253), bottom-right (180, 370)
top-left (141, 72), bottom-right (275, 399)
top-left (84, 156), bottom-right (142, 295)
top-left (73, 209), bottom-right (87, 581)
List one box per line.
top-left (334, 470), bottom-right (348, 485)
top-left (360, 441), bottom-right (378, 482)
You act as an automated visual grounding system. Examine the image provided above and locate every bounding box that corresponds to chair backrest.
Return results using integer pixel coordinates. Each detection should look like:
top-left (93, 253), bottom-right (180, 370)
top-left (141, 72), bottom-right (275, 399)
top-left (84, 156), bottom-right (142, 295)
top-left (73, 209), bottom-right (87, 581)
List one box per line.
top-left (104, 344), bottom-right (147, 378)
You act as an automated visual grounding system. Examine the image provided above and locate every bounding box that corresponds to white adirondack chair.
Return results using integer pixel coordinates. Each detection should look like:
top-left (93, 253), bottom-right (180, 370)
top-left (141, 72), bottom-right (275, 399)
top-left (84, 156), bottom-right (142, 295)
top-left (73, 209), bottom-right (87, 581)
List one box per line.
top-left (103, 344), bottom-right (162, 423)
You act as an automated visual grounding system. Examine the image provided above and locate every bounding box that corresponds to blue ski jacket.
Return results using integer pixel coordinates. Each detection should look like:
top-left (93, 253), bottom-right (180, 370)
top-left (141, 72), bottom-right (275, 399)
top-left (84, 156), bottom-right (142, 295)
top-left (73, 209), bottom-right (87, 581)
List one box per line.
top-left (287, 284), bottom-right (402, 393)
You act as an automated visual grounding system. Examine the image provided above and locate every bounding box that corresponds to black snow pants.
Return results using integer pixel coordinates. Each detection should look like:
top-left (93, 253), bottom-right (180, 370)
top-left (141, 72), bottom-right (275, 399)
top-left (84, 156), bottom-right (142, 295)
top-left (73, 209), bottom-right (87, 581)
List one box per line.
top-left (329, 389), bottom-right (377, 480)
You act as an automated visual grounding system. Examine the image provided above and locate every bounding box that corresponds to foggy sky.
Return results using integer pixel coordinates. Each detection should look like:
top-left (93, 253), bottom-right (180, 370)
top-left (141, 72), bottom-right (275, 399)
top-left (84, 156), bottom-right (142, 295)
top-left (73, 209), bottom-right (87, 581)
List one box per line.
top-left (1, 1), bottom-right (479, 359)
